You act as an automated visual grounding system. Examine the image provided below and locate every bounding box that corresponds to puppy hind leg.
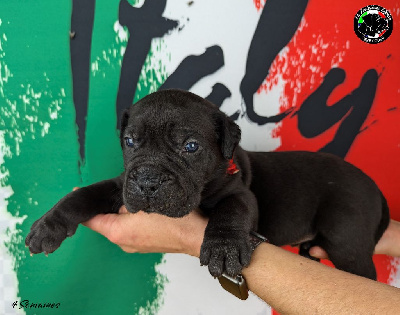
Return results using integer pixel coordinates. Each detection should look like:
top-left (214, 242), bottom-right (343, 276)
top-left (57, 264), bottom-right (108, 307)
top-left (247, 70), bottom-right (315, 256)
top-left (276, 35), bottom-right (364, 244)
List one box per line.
top-left (316, 235), bottom-right (377, 280)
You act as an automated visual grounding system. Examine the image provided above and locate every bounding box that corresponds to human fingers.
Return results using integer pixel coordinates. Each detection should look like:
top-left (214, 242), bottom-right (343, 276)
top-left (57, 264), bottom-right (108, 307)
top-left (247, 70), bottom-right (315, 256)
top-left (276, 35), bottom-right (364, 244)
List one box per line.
top-left (119, 206), bottom-right (129, 214)
top-left (374, 220), bottom-right (400, 257)
top-left (308, 246), bottom-right (329, 260)
top-left (309, 220), bottom-right (400, 260)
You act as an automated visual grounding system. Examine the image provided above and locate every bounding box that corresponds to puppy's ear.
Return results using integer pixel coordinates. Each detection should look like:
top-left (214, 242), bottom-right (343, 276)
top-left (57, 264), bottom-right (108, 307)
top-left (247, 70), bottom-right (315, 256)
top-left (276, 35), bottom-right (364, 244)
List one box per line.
top-left (213, 111), bottom-right (241, 159)
top-left (119, 109), bottom-right (130, 147)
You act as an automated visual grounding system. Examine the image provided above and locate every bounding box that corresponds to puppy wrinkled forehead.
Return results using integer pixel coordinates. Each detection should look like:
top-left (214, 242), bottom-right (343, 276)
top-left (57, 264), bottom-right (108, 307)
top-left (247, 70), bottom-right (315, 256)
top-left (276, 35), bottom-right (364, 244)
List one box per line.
top-left (127, 90), bottom-right (216, 134)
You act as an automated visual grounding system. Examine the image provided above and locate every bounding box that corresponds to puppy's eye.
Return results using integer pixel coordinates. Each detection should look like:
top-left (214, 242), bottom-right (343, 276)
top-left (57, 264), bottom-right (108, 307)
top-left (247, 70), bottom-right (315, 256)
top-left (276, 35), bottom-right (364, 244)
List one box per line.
top-left (125, 137), bottom-right (134, 148)
top-left (184, 141), bottom-right (199, 153)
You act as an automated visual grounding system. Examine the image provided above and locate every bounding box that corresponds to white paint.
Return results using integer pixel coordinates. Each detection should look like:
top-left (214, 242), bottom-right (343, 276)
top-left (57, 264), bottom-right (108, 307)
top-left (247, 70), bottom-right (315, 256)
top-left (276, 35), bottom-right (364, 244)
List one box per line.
top-left (162, 0), bottom-right (258, 115)
top-left (114, 21), bottom-right (129, 43)
top-left (156, 254), bottom-right (270, 315)
top-left (160, 0), bottom-right (283, 153)
top-left (388, 257), bottom-right (400, 288)
top-left (0, 131), bottom-right (26, 315)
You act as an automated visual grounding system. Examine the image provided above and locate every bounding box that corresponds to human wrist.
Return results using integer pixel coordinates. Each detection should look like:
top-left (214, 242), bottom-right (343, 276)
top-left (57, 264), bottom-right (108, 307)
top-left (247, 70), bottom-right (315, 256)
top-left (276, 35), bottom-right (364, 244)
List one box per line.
top-left (185, 231), bottom-right (203, 257)
top-left (242, 242), bottom-right (269, 270)
top-left (216, 232), bottom-right (269, 300)
top-left (177, 211), bottom-right (207, 257)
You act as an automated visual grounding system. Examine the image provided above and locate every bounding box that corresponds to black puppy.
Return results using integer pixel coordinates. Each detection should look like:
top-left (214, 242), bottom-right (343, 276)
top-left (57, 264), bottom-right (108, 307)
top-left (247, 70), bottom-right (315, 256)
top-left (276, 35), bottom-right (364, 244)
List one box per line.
top-left (26, 89), bottom-right (389, 280)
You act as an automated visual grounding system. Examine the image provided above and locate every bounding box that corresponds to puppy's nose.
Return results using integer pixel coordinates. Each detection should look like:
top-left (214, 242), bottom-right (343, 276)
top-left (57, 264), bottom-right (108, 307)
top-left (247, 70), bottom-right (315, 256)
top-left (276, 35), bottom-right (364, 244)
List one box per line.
top-left (138, 178), bottom-right (160, 196)
top-left (133, 167), bottom-right (163, 196)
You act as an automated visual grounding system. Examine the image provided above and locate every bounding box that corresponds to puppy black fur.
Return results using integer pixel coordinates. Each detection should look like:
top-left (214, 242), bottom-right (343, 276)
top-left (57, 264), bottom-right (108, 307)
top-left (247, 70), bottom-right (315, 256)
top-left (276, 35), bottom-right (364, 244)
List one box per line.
top-left (26, 89), bottom-right (390, 280)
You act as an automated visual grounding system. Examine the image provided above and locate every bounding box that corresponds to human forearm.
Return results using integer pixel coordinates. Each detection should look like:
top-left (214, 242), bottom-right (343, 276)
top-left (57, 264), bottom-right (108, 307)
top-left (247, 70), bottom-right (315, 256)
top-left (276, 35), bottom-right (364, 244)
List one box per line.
top-left (243, 242), bottom-right (400, 314)
top-left (84, 209), bottom-right (400, 313)
top-left (178, 213), bottom-right (400, 313)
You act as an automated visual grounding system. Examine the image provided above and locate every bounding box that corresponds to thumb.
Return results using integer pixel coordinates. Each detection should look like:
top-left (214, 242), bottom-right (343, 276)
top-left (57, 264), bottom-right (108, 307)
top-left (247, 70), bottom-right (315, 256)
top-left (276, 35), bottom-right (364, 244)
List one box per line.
top-left (309, 246), bottom-right (329, 260)
top-left (82, 214), bottom-right (124, 243)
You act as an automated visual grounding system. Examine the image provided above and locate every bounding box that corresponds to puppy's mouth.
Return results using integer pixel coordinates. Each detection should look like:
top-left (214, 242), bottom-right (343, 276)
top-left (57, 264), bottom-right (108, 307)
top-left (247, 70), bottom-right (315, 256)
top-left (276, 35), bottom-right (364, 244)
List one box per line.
top-left (123, 168), bottom-right (199, 217)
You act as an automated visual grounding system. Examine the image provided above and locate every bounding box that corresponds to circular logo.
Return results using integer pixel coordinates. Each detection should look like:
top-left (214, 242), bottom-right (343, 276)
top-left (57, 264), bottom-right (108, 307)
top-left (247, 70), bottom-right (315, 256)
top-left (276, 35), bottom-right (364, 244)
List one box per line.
top-left (354, 5), bottom-right (393, 44)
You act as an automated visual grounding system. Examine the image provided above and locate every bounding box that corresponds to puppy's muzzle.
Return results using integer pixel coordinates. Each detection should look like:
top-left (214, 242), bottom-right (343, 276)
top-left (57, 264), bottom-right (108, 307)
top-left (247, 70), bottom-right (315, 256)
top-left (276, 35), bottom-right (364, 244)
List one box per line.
top-left (129, 166), bottom-right (171, 197)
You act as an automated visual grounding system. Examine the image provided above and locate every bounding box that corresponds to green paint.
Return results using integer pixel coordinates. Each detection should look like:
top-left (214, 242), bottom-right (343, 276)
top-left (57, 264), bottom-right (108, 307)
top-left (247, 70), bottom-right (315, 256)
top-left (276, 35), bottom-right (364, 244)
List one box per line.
top-left (133, 40), bottom-right (169, 103)
top-left (358, 12), bottom-right (368, 23)
top-left (1, 1), bottom-right (169, 314)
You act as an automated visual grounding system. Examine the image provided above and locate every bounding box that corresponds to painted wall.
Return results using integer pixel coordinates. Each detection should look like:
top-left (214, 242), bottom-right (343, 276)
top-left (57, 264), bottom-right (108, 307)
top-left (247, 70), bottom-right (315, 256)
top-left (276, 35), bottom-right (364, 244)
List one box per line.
top-left (1, 0), bottom-right (399, 314)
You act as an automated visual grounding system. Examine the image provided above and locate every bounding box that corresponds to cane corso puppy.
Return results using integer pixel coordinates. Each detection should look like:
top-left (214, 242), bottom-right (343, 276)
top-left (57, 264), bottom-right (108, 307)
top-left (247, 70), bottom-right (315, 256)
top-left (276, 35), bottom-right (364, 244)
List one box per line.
top-left (26, 89), bottom-right (390, 280)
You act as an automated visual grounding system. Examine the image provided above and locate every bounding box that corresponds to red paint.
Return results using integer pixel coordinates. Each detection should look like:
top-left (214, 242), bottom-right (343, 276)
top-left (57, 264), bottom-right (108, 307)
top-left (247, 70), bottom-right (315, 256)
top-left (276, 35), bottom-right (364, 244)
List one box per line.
top-left (253, 0), bottom-right (266, 12)
top-left (258, 1), bottom-right (400, 287)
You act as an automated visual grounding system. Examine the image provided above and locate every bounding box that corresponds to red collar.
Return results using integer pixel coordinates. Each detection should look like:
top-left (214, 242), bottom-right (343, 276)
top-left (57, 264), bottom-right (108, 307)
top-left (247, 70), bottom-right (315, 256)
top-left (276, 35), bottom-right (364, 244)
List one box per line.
top-left (227, 159), bottom-right (240, 175)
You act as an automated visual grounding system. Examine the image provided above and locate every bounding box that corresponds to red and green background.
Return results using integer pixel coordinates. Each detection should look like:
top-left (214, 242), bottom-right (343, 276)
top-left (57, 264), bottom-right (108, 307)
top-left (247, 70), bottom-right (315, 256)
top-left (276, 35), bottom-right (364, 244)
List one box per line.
top-left (0, 1), bottom-right (399, 314)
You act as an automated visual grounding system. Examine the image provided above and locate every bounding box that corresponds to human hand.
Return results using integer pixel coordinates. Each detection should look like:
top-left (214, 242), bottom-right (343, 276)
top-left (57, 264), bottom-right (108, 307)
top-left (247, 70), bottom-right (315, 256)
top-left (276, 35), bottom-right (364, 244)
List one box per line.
top-left (82, 206), bottom-right (208, 257)
top-left (84, 209), bottom-right (400, 259)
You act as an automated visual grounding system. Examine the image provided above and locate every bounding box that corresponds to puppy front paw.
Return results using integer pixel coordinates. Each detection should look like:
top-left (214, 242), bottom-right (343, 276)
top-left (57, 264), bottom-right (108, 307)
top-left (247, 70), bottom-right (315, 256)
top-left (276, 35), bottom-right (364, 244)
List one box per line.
top-left (25, 214), bottom-right (77, 255)
top-left (199, 230), bottom-right (252, 277)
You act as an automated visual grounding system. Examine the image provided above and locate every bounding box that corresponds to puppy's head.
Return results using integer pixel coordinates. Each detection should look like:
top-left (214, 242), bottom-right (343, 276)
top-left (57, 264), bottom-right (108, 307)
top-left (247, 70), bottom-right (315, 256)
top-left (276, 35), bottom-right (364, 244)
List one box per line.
top-left (120, 89), bottom-right (241, 217)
